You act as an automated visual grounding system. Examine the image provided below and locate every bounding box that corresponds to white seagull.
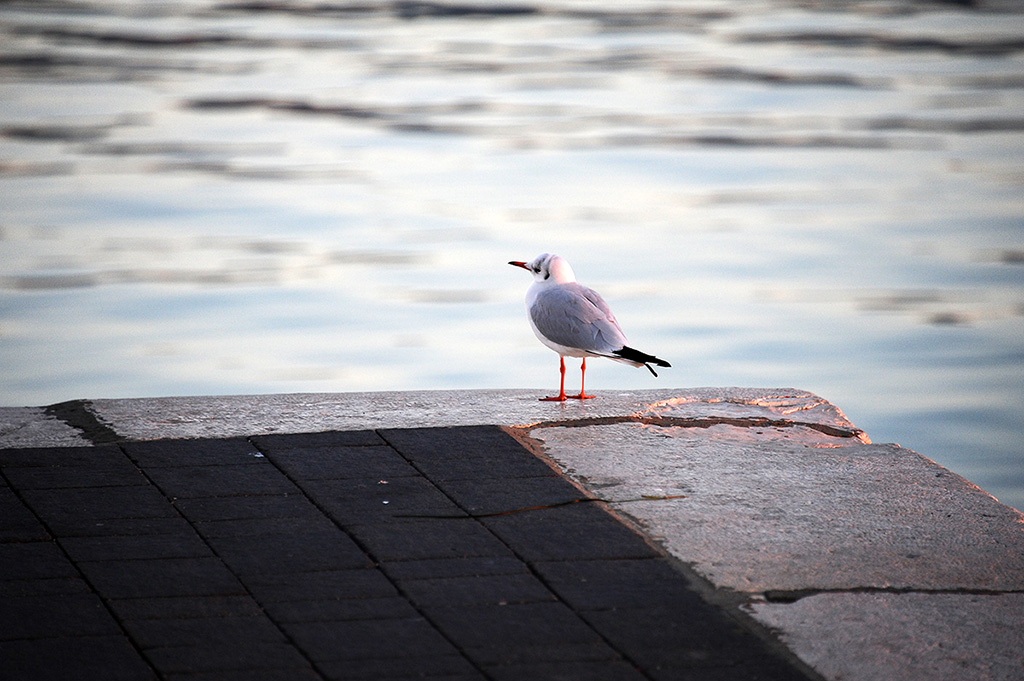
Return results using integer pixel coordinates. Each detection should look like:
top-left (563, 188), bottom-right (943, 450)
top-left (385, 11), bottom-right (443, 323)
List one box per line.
top-left (509, 253), bottom-right (670, 401)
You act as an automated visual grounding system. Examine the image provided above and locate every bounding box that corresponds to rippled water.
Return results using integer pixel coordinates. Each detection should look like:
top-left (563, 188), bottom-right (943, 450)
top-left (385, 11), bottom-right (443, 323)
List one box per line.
top-left (2, 1), bottom-right (1023, 510)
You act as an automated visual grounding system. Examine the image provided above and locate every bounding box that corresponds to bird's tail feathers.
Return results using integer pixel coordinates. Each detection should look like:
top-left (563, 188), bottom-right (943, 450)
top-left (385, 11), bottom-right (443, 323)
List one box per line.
top-left (611, 346), bottom-right (671, 377)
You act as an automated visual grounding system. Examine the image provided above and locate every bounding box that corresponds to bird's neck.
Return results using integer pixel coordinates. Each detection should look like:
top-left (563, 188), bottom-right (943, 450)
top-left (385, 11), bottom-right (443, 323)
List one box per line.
top-left (525, 280), bottom-right (556, 305)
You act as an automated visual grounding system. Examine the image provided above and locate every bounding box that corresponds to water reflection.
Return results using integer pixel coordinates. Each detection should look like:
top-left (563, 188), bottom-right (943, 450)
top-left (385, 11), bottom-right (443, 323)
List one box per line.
top-left (1, 227), bottom-right (424, 289)
top-left (1, 0), bottom-right (1023, 510)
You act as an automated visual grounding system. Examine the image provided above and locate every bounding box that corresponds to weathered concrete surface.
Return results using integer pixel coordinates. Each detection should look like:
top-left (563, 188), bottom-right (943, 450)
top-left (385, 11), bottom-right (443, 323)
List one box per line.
top-left (2, 387), bottom-right (1021, 681)
top-left (747, 592), bottom-right (1024, 681)
top-left (88, 389), bottom-right (660, 440)
top-left (525, 401), bottom-right (1024, 681)
top-left (531, 422), bottom-right (1024, 593)
top-left (0, 406), bottom-right (89, 448)
top-left (0, 387), bottom-right (865, 446)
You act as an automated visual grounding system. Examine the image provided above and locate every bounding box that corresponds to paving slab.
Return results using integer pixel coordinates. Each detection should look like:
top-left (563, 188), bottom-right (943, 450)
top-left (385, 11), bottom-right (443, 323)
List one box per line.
top-left (0, 487), bottom-right (52, 543)
top-left (59, 532), bottom-right (212, 562)
top-left (109, 595), bottom-right (266, 621)
top-left (0, 417), bottom-right (820, 681)
top-left (0, 636), bottom-right (156, 681)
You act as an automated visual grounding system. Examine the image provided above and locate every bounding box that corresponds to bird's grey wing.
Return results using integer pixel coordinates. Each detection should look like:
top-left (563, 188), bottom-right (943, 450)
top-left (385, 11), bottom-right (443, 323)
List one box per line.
top-left (530, 283), bottom-right (627, 353)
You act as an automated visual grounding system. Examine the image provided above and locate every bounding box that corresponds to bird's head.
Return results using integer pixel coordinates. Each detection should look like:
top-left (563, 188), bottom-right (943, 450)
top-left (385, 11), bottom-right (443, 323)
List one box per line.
top-left (508, 253), bottom-right (576, 284)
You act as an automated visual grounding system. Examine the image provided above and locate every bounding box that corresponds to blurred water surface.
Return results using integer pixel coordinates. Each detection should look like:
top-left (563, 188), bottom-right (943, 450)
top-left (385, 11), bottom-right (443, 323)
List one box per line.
top-left (1, 1), bottom-right (1023, 510)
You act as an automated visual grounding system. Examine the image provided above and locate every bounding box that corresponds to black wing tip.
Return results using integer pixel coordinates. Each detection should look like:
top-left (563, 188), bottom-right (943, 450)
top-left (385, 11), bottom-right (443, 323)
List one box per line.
top-left (614, 346), bottom-right (671, 374)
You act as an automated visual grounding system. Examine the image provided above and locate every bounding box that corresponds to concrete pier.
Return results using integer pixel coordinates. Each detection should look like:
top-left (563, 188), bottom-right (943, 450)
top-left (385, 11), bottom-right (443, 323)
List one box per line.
top-left (2, 388), bottom-right (1022, 681)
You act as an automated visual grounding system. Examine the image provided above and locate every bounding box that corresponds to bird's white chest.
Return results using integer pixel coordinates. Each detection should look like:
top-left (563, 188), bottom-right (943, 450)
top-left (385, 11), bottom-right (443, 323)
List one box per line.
top-left (524, 282), bottom-right (589, 358)
top-left (524, 281), bottom-right (546, 309)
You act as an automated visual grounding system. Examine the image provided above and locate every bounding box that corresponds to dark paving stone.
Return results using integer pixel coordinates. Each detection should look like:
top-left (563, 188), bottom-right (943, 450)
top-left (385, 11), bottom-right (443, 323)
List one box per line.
top-left (494, 498), bottom-right (617, 524)
top-left (122, 438), bottom-right (265, 468)
top-left (261, 444), bottom-right (421, 481)
top-left (582, 605), bottom-right (731, 668)
top-left (301, 476), bottom-right (466, 525)
top-left (2, 461), bottom-right (148, 490)
top-left (282, 616), bottom-right (458, 662)
top-left (121, 614), bottom-right (288, 650)
top-left (648, 658), bottom-right (812, 681)
top-left (315, 654), bottom-right (482, 681)
top-left (434, 474), bottom-right (586, 516)
top-left (0, 425), bottom-right (814, 681)
top-left (424, 601), bottom-right (605, 649)
top-left (251, 429), bottom-right (385, 452)
top-left (399, 572), bottom-right (556, 607)
top-left (0, 444), bottom-right (125, 468)
top-left (464, 641), bottom-right (622, 666)
top-left (204, 528), bottom-right (373, 574)
top-left (0, 487), bottom-right (51, 542)
top-left (262, 595), bottom-right (420, 623)
top-left (533, 557), bottom-right (704, 611)
top-left (380, 425), bottom-right (555, 481)
top-left (411, 451), bottom-right (558, 482)
top-left (174, 494), bottom-right (323, 523)
top-left (0, 593), bottom-right (121, 640)
top-left (581, 605), bottom-right (809, 680)
top-left (0, 541), bottom-right (79, 581)
top-left (0, 636), bottom-right (156, 681)
top-left (144, 463), bottom-right (300, 499)
top-left (380, 555), bottom-right (528, 581)
top-left (61, 531), bottom-right (211, 562)
top-left (44, 515), bottom-right (194, 538)
top-left (21, 485), bottom-right (178, 524)
top-left (190, 514), bottom-right (339, 538)
top-left (485, 659), bottom-right (648, 681)
top-left (348, 518), bottom-right (513, 562)
top-left (0, 576), bottom-right (92, 598)
top-left (144, 639), bottom-right (311, 675)
top-left (482, 505), bottom-right (656, 562)
top-left (77, 557), bottom-right (245, 599)
top-left (244, 568), bottom-right (398, 603)
top-left (164, 669), bottom-right (322, 681)
top-left (112, 595), bottom-right (265, 621)
top-left (379, 425), bottom-right (528, 462)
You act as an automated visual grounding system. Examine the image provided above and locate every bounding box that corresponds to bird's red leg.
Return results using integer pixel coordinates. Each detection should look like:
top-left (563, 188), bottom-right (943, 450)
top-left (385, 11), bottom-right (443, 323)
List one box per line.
top-left (570, 357), bottom-right (595, 399)
top-left (540, 356), bottom-right (568, 401)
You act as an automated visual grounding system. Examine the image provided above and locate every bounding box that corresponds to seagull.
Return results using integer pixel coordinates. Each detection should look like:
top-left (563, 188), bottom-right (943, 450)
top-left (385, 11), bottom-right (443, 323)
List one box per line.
top-left (509, 253), bottom-right (671, 401)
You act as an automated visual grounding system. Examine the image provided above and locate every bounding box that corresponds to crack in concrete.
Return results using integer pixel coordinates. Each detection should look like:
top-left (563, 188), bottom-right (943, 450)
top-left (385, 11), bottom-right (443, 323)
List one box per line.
top-left (516, 413), bottom-right (870, 442)
top-left (761, 585), bottom-right (1024, 604)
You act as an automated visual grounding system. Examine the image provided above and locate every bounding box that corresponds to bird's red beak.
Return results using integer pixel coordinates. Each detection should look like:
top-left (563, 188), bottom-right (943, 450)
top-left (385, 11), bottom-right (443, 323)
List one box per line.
top-left (508, 261), bottom-right (530, 270)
